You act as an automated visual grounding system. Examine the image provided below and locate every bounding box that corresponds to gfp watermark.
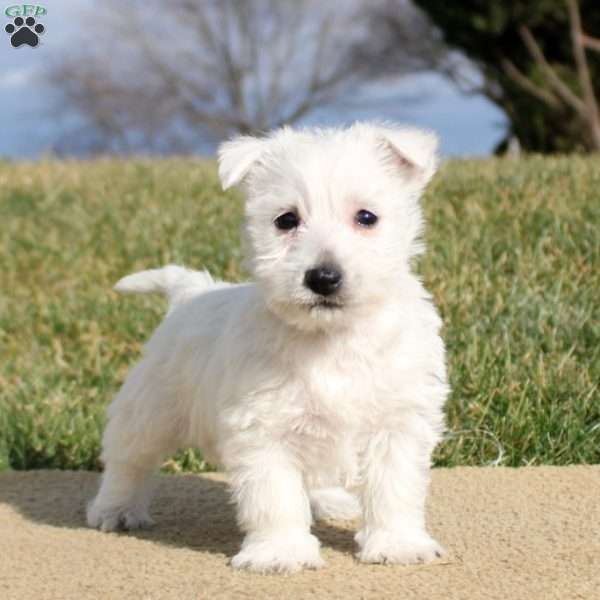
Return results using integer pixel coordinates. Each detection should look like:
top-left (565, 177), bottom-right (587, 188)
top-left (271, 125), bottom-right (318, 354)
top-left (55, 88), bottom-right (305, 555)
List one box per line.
top-left (5, 4), bottom-right (46, 47)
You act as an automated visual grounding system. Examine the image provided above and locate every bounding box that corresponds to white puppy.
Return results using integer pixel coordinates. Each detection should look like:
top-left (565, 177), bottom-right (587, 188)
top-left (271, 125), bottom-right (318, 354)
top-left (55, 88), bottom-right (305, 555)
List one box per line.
top-left (87, 123), bottom-right (449, 574)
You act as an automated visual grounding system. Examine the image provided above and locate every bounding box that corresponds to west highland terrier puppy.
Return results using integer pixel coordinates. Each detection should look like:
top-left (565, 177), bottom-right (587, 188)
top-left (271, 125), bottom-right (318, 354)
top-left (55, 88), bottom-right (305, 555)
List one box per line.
top-left (87, 122), bottom-right (449, 574)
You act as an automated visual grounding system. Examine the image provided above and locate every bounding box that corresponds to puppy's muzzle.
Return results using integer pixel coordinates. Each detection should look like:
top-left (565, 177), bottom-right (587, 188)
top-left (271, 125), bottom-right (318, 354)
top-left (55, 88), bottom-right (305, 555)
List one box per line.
top-left (304, 264), bottom-right (343, 297)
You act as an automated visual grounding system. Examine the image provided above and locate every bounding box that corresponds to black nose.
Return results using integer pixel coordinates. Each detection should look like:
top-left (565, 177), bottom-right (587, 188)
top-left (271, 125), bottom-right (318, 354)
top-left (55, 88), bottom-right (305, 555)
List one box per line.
top-left (304, 264), bottom-right (343, 296)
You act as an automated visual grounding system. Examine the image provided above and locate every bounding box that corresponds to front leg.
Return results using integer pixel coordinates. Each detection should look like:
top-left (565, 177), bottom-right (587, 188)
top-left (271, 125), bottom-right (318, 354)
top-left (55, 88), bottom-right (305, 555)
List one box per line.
top-left (356, 422), bottom-right (444, 564)
top-left (226, 443), bottom-right (324, 574)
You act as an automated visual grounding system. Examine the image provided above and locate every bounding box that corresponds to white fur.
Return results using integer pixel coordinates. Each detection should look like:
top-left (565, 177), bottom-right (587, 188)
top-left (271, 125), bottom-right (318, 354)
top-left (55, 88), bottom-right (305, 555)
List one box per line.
top-left (114, 265), bottom-right (219, 314)
top-left (88, 122), bottom-right (449, 574)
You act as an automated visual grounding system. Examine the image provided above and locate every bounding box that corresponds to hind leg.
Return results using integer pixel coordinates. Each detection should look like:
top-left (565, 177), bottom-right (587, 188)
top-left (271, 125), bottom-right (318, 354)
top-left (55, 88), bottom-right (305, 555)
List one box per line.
top-left (87, 363), bottom-right (181, 531)
top-left (310, 487), bottom-right (360, 521)
top-left (87, 461), bottom-right (160, 531)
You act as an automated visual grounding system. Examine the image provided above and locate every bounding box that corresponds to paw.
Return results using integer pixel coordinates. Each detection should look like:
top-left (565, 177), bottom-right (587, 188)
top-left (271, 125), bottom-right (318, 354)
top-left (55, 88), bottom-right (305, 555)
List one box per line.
top-left (356, 528), bottom-right (445, 565)
top-left (310, 487), bottom-right (361, 521)
top-left (231, 530), bottom-right (324, 574)
top-left (5, 16), bottom-right (45, 48)
top-left (87, 501), bottom-right (154, 532)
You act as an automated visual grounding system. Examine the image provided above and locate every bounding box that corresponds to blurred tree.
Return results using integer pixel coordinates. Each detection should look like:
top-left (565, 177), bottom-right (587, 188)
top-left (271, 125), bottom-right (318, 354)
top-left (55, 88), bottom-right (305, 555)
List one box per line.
top-left (47, 0), bottom-right (424, 154)
top-left (362, 0), bottom-right (600, 152)
top-left (47, 0), bottom-right (368, 154)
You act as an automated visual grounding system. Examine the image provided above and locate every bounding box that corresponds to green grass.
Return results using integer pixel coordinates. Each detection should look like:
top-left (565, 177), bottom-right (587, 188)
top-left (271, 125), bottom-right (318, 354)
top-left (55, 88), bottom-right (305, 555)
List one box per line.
top-left (0, 156), bottom-right (598, 471)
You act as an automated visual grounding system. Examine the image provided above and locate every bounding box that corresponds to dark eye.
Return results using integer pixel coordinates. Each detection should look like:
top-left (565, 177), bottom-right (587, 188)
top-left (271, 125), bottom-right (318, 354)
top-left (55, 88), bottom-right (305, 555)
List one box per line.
top-left (355, 209), bottom-right (378, 227)
top-left (274, 211), bottom-right (300, 230)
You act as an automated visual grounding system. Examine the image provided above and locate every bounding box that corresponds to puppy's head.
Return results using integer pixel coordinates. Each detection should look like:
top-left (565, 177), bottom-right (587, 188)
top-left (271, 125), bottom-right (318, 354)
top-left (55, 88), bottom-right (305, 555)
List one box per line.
top-left (218, 123), bottom-right (439, 332)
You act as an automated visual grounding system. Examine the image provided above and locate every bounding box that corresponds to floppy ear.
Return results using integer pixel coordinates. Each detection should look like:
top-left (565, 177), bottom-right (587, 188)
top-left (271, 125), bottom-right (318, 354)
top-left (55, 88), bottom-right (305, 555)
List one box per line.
top-left (217, 135), bottom-right (267, 190)
top-left (377, 126), bottom-right (439, 187)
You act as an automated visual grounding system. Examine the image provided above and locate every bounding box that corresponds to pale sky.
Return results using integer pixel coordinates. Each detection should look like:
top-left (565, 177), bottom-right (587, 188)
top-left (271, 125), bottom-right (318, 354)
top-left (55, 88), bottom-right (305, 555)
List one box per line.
top-left (0, 0), bottom-right (507, 158)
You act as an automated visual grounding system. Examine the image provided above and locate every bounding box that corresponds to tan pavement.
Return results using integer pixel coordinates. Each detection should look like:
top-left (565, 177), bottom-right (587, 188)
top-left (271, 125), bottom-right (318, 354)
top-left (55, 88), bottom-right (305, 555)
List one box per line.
top-left (1, 466), bottom-right (598, 599)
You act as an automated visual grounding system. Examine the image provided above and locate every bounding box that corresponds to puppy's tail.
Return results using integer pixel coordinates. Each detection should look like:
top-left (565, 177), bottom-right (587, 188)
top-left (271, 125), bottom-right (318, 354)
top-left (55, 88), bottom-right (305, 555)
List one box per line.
top-left (114, 265), bottom-right (218, 312)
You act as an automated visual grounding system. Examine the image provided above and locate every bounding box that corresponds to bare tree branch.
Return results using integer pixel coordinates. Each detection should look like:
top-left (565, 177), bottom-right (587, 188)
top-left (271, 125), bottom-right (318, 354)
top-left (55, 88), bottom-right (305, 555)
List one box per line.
top-left (518, 25), bottom-right (587, 115)
top-left (501, 58), bottom-right (561, 109)
top-left (566, 0), bottom-right (600, 147)
top-left (581, 33), bottom-right (600, 52)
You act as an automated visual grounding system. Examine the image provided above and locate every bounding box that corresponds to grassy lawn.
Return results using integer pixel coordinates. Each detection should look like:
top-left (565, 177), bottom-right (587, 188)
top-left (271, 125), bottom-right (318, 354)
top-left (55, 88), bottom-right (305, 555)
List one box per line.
top-left (0, 156), bottom-right (598, 471)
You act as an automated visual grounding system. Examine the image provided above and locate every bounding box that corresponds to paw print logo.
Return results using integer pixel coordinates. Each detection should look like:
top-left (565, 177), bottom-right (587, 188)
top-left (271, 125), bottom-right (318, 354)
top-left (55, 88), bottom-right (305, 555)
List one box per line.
top-left (5, 16), bottom-right (45, 47)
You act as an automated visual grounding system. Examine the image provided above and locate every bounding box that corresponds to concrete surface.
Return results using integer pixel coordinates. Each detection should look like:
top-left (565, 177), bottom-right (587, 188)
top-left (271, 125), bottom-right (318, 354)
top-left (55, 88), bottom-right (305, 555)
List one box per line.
top-left (1, 467), bottom-right (598, 599)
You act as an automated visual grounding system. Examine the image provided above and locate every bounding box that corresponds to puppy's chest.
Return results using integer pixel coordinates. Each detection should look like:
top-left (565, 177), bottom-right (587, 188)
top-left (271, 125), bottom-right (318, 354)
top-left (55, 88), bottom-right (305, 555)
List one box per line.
top-left (281, 359), bottom-right (373, 475)
top-left (293, 352), bottom-right (378, 428)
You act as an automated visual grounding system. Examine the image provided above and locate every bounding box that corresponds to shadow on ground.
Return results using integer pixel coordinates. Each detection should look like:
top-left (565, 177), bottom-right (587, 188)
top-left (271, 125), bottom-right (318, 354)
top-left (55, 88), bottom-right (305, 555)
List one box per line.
top-left (0, 470), bottom-right (358, 559)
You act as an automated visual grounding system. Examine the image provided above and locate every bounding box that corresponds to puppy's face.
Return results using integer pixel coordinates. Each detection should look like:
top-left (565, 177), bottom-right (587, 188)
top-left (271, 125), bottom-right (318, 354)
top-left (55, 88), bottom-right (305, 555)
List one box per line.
top-left (218, 123), bottom-right (439, 332)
